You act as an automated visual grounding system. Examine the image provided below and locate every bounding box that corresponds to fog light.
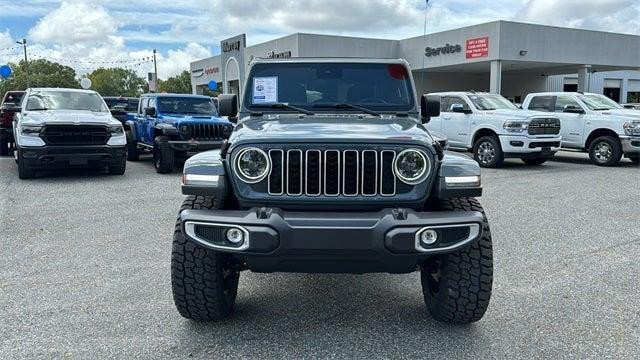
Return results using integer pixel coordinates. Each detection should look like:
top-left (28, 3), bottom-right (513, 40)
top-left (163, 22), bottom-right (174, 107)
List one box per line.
top-left (226, 228), bottom-right (244, 244)
top-left (420, 229), bottom-right (438, 245)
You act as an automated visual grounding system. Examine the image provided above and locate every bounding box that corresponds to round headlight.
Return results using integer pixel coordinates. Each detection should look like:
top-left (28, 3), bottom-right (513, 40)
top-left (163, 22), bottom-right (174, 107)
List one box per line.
top-left (394, 148), bottom-right (430, 185)
top-left (235, 147), bottom-right (270, 183)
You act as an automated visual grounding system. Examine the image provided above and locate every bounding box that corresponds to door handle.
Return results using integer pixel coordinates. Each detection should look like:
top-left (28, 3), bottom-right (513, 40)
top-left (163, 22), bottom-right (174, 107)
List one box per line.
top-left (443, 116), bottom-right (451, 120)
top-left (585, 121), bottom-right (591, 125)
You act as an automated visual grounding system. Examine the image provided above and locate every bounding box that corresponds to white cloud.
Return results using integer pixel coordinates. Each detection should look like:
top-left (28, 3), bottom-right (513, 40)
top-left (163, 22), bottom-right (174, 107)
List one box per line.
top-left (28, 1), bottom-right (120, 45)
top-left (514, 0), bottom-right (640, 35)
top-left (155, 42), bottom-right (211, 79)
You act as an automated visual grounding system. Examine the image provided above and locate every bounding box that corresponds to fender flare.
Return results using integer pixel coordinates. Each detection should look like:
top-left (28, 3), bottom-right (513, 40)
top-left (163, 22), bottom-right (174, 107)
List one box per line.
top-left (154, 123), bottom-right (179, 137)
top-left (125, 120), bottom-right (137, 140)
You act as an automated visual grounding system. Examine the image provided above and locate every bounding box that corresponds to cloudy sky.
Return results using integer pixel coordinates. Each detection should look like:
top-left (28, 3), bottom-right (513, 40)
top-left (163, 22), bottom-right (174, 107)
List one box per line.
top-left (0, 0), bottom-right (638, 79)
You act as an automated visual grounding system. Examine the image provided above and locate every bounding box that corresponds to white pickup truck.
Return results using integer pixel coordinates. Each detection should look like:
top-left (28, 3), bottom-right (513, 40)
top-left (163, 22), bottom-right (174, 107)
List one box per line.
top-left (522, 92), bottom-right (640, 166)
top-left (426, 92), bottom-right (561, 167)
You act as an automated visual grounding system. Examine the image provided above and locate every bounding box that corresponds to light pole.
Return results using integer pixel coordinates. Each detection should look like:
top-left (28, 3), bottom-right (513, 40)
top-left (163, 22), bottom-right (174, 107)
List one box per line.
top-left (152, 49), bottom-right (158, 92)
top-left (16, 39), bottom-right (29, 88)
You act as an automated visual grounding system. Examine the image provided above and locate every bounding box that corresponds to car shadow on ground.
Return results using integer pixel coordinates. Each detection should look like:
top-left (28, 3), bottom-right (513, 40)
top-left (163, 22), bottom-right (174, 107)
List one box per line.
top-left (170, 273), bottom-right (490, 357)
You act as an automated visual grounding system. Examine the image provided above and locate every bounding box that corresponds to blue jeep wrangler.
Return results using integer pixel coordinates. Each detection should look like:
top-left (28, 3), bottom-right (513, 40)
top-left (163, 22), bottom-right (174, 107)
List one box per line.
top-left (125, 93), bottom-right (233, 173)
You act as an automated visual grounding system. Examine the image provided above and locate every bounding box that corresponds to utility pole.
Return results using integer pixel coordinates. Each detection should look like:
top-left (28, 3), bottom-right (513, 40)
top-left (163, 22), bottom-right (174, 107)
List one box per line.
top-left (152, 49), bottom-right (158, 92)
top-left (16, 38), bottom-right (29, 88)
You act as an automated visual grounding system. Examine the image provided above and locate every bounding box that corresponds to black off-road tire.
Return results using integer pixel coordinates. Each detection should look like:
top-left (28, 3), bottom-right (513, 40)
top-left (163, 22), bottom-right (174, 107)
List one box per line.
top-left (108, 160), bottom-right (126, 175)
top-left (125, 130), bottom-right (139, 161)
top-left (171, 196), bottom-right (240, 321)
top-left (421, 197), bottom-right (493, 324)
top-left (0, 137), bottom-right (9, 156)
top-left (521, 157), bottom-right (548, 166)
top-left (588, 135), bottom-right (622, 166)
top-left (153, 135), bottom-right (174, 173)
top-left (473, 135), bottom-right (504, 168)
top-left (16, 148), bottom-right (36, 179)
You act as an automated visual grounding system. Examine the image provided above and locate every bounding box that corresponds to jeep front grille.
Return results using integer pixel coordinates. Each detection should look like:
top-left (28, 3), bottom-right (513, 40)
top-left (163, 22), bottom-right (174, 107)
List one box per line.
top-left (181, 124), bottom-right (226, 140)
top-left (266, 149), bottom-right (397, 196)
top-left (41, 125), bottom-right (110, 145)
top-left (528, 118), bottom-right (560, 135)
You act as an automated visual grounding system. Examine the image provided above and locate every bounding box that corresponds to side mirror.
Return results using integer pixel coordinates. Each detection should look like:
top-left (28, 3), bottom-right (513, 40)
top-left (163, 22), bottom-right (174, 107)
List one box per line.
top-left (218, 94), bottom-right (238, 118)
top-left (1, 102), bottom-right (21, 113)
top-left (450, 103), bottom-right (471, 114)
top-left (144, 107), bottom-right (156, 116)
top-left (563, 105), bottom-right (584, 114)
top-left (420, 94), bottom-right (440, 123)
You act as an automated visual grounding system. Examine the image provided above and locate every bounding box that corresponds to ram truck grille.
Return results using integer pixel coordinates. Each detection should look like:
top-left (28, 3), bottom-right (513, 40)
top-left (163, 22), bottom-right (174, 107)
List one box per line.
top-left (41, 125), bottom-right (110, 145)
top-left (528, 118), bottom-right (560, 135)
top-left (265, 148), bottom-right (401, 197)
top-left (181, 124), bottom-right (226, 141)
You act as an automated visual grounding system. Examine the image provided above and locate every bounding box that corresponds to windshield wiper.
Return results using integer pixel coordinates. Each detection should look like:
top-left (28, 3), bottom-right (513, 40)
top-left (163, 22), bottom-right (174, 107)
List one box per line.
top-left (312, 103), bottom-right (380, 117)
top-left (254, 103), bottom-right (314, 115)
top-left (593, 108), bottom-right (611, 111)
top-left (27, 108), bottom-right (49, 111)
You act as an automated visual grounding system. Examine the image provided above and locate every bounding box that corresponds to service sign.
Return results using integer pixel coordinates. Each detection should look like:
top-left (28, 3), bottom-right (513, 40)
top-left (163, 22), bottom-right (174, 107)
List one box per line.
top-left (465, 37), bottom-right (489, 59)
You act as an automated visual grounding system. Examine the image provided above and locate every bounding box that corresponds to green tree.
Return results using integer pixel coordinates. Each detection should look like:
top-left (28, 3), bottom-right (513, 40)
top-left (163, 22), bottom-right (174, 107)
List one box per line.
top-left (0, 59), bottom-right (79, 94)
top-left (86, 67), bottom-right (146, 97)
top-left (159, 70), bottom-right (192, 94)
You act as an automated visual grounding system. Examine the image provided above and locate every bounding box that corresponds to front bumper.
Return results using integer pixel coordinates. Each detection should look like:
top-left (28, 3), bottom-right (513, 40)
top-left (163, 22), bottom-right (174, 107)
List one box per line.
top-left (18, 145), bottom-right (126, 169)
top-left (499, 134), bottom-right (561, 157)
top-left (169, 140), bottom-right (224, 152)
top-left (180, 207), bottom-right (483, 274)
top-left (620, 135), bottom-right (640, 157)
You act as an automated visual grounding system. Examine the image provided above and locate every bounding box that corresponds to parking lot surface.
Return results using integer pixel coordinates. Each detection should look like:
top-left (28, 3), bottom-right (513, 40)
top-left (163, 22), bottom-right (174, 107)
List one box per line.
top-left (1, 153), bottom-right (639, 359)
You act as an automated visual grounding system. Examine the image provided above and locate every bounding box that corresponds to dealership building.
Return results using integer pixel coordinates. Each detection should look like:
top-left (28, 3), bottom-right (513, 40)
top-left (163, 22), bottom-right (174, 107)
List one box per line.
top-left (190, 20), bottom-right (640, 104)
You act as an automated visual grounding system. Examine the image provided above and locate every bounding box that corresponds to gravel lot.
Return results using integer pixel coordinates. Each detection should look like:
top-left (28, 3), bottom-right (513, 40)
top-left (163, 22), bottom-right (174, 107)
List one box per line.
top-left (1, 152), bottom-right (639, 359)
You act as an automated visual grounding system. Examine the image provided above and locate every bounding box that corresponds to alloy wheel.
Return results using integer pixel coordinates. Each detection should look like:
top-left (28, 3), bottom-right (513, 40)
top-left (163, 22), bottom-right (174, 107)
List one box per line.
top-left (477, 141), bottom-right (495, 165)
top-left (594, 141), bottom-right (613, 163)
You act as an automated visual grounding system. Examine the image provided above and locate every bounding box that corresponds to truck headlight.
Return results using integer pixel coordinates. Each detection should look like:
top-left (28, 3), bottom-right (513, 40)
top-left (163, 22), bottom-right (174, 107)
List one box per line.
top-left (235, 147), bottom-right (270, 183)
top-left (20, 125), bottom-right (42, 137)
top-left (623, 121), bottom-right (640, 136)
top-left (503, 120), bottom-right (529, 133)
top-left (394, 148), bottom-right (430, 185)
top-left (110, 125), bottom-right (124, 136)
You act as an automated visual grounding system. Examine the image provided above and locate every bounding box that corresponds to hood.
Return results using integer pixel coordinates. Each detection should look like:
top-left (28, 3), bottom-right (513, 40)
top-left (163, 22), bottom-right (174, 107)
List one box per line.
top-left (229, 114), bottom-right (433, 145)
top-left (595, 109), bottom-right (640, 120)
top-left (480, 108), bottom-right (557, 120)
top-left (159, 113), bottom-right (230, 124)
top-left (22, 110), bottom-right (120, 126)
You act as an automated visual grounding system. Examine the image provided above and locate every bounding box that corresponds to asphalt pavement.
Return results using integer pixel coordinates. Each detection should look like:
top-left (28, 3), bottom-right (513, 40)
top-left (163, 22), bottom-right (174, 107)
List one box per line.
top-left (1, 152), bottom-right (639, 359)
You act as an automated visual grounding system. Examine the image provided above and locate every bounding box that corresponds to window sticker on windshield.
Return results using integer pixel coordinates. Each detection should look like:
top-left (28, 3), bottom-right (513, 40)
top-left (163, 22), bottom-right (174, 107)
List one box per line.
top-left (253, 76), bottom-right (278, 104)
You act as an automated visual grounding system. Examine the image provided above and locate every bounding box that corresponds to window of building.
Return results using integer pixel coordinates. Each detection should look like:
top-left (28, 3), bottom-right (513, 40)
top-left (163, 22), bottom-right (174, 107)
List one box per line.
top-left (628, 92), bottom-right (640, 103)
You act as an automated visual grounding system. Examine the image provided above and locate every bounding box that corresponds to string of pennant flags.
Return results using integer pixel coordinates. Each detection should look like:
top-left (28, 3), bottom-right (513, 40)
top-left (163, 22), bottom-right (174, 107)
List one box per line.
top-left (28, 53), bottom-right (155, 66)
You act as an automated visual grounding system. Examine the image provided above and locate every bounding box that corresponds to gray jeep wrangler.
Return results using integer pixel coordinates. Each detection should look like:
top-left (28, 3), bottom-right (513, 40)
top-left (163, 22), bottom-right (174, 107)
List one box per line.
top-left (172, 58), bottom-right (493, 324)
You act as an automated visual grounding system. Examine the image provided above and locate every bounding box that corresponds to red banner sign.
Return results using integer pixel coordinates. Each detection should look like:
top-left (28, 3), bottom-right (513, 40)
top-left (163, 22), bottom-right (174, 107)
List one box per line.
top-left (465, 37), bottom-right (489, 59)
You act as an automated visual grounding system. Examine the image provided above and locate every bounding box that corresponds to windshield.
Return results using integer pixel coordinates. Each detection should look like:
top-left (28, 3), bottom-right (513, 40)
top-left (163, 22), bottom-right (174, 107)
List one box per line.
top-left (243, 62), bottom-right (415, 113)
top-left (3, 92), bottom-right (24, 105)
top-left (25, 91), bottom-right (108, 112)
top-left (158, 97), bottom-right (216, 115)
top-left (104, 98), bottom-right (139, 111)
top-left (468, 94), bottom-right (517, 110)
top-left (577, 94), bottom-right (622, 111)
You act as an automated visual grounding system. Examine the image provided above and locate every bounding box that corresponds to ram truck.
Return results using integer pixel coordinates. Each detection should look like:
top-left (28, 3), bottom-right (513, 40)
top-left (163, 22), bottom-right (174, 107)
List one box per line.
top-left (171, 58), bottom-right (493, 324)
top-left (427, 92), bottom-right (561, 167)
top-left (125, 93), bottom-right (233, 173)
top-left (523, 92), bottom-right (640, 165)
top-left (12, 88), bottom-right (127, 179)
